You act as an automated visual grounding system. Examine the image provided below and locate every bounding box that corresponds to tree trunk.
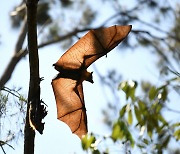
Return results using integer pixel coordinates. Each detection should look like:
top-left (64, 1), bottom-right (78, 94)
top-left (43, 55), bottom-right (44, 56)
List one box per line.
top-left (24, 0), bottom-right (39, 154)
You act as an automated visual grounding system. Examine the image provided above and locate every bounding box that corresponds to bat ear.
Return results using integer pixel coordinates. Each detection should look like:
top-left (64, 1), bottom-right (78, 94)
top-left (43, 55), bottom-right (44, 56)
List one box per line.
top-left (86, 72), bottom-right (94, 84)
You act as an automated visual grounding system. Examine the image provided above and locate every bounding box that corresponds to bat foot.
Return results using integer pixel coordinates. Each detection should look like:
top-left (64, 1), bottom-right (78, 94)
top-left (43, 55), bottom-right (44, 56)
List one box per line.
top-left (39, 77), bottom-right (44, 82)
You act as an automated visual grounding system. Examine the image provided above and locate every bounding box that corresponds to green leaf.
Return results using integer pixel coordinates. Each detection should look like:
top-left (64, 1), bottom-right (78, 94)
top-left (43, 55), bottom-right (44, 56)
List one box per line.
top-left (120, 81), bottom-right (131, 100)
top-left (143, 138), bottom-right (149, 145)
top-left (147, 123), bottom-right (153, 138)
top-left (137, 144), bottom-right (145, 149)
top-left (155, 103), bottom-right (162, 113)
top-left (134, 105), bottom-right (142, 124)
top-left (92, 149), bottom-right (101, 154)
top-left (129, 87), bottom-right (136, 101)
top-left (141, 81), bottom-right (151, 93)
top-left (174, 129), bottom-right (180, 140)
top-left (138, 100), bottom-right (146, 111)
top-left (162, 135), bottom-right (170, 148)
top-left (111, 121), bottom-right (124, 141)
top-left (127, 80), bottom-right (137, 101)
top-left (81, 134), bottom-right (96, 150)
top-left (158, 115), bottom-right (168, 125)
top-left (149, 86), bottom-right (158, 101)
top-left (118, 81), bottom-right (128, 91)
top-left (126, 132), bottom-right (135, 147)
top-left (120, 105), bottom-right (127, 118)
top-left (111, 121), bottom-right (134, 147)
top-left (128, 109), bottom-right (133, 125)
top-left (172, 122), bottom-right (180, 128)
top-left (160, 87), bottom-right (168, 101)
top-left (119, 121), bottom-right (134, 147)
top-left (118, 81), bottom-right (137, 101)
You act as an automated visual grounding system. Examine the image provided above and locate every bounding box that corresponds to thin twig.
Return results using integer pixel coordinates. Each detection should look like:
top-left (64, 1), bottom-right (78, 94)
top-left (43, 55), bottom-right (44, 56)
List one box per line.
top-left (165, 106), bottom-right (180, 114)
top-left (0, 145), bottom-right (6, 154)
top-left (132, 30), bottom-right (166, 41)
top-left (2, 87), bottom-right (19, 98)
top-left (1, 87), bottom-right (27, 103)
top-left (0, 140), bottom-right (15, 150)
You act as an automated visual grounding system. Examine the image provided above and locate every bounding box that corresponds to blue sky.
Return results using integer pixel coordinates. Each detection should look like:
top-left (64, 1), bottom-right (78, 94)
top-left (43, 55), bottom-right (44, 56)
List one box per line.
top-left (0, 0), bottom-right (179, 154)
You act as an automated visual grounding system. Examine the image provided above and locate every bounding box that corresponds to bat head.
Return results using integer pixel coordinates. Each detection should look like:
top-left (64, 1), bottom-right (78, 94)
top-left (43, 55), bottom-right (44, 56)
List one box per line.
top-left (81, 70), bottom-right (94, 84)
top-left (85, 71), bottom-right (94, 83)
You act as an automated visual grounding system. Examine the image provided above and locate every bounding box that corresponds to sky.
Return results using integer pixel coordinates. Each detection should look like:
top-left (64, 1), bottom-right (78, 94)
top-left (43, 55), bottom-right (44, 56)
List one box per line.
top-left (0, 0), bottom-right (179, 154)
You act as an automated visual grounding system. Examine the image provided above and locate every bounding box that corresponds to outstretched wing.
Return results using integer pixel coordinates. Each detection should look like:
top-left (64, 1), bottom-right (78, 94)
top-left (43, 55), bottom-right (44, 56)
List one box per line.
top-left (52, 75), bottom-right (87, 138)
top-left (54, 25), bottom-right (132, 72)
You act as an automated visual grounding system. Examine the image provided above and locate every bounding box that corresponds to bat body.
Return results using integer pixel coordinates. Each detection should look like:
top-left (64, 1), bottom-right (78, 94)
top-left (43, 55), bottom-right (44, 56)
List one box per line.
top-left (52, 25), bottom-right (132, 138)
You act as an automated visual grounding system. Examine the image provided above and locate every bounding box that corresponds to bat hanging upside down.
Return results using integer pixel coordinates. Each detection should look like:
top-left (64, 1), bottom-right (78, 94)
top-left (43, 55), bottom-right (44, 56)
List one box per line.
top-left (52, 25), bottom-right (132, 139)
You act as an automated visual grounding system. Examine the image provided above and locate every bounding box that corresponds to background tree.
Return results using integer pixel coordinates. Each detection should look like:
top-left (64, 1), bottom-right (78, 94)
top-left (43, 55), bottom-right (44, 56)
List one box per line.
top-left (0, 0), bottom-right (179, 153)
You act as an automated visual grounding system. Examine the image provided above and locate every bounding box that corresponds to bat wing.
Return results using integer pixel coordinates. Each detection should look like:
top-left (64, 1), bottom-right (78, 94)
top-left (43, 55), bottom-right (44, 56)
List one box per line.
top-left (54, 25), bottom-right (132, 71)
top-left (52, 75), bottom-right (87, 138)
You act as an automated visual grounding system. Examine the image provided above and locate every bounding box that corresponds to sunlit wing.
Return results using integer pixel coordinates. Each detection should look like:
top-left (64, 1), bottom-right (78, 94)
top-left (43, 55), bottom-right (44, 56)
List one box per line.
top-left (52, 75), bottom-right (87, 138)
top-left (54, 25), bottom-right (132, 71)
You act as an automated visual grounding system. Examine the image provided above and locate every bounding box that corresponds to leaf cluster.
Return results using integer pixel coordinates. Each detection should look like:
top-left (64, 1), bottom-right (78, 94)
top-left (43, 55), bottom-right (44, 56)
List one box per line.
top-left (82, 77), bottom-right (180, 153)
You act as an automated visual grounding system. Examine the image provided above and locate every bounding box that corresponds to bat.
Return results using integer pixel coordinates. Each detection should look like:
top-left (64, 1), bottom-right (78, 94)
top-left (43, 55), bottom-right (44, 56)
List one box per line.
top-left (52, 25), bottom-right (132, 138)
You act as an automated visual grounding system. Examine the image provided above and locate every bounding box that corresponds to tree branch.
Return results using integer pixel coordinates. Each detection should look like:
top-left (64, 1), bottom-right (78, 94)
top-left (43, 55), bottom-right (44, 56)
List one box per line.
top-left (132, 29), bottom-right (166, 41)
top-left (38, 27), bottom-right (91, 48)
top-left (24, 0), bottom-right (39, 153)
top-left (0, 15), bottom-right (27, 89)
top-left (0, 27), bottom-right (92, 89)
top-left (0, 2), bottom-right (179, 90)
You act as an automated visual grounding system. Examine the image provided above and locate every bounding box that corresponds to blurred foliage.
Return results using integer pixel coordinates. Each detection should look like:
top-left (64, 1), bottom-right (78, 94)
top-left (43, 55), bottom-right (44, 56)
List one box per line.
top-left (0, 87), bottom-right (27, 151)
top-left (83, 76), bottom-right (180, 153)
top-left (8, 0), bottom-right (180, 72)
top-left (168, 6), bottom-right (180, 63)
top-left (60, 0), bottom-right (73, 7)
top-left (82, 134), bottom-right (101, 154)
top-left (111, 120), bottom-right (134, 147)
top-left (10, 1), bottom-right (51, 27)
top-left (1, 0), bottom-right (180, 153)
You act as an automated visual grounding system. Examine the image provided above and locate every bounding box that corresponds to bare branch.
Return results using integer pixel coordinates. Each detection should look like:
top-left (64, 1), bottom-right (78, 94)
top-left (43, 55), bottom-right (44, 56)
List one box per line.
top-left (120, 12), bottom-right (180, 42)
top-left (0, 15), bottom-right (27, 89)
top-left (0, 1), bottom-right (179, 90)
top-left (0, 143), bottom-right (6, 154)
top-left (0, 25), bottom-right (93, 89)
top-left (132, 29), bottom-right (166, 41)
top-left (38, 27), bottom-right (91, 48)
top-left (0, 140), bottom-right (15, 150)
